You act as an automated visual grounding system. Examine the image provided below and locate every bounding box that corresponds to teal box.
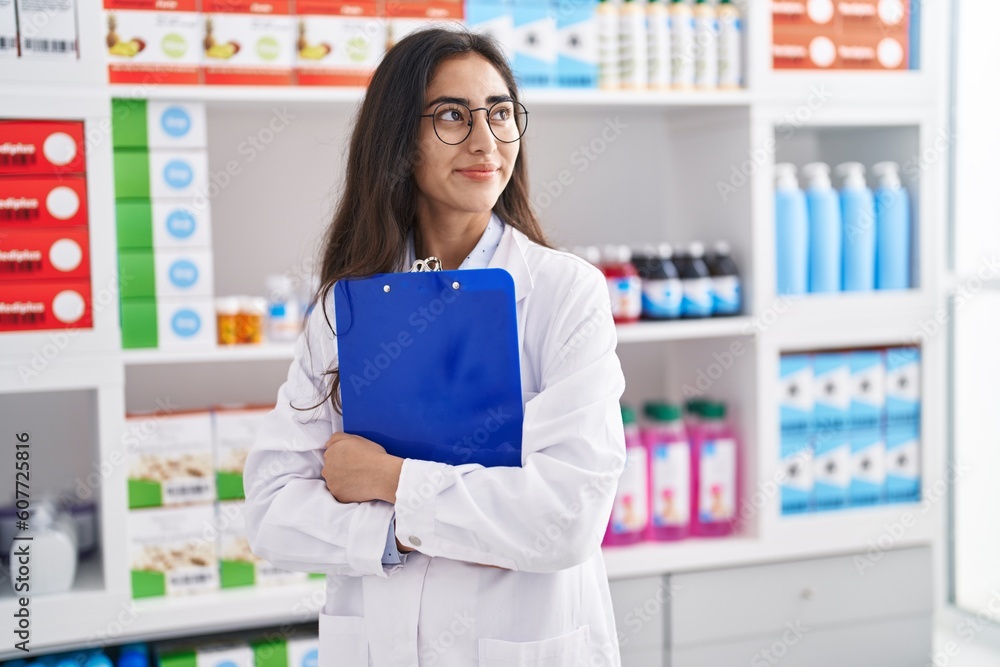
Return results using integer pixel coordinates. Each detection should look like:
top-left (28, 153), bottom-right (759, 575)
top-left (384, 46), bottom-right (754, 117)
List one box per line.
top-left (556, 0), bottom-right (597, 87)
top-left (780, 430), bottom-right (813, 515)
top-left (886, 423), bottom-right (920, 504)
top-left (513, 0), bottom-right (556, 87)
top-left (849, 428), bottom-right (885, 507)
top-left (813, 429), bottom-right (850, 512)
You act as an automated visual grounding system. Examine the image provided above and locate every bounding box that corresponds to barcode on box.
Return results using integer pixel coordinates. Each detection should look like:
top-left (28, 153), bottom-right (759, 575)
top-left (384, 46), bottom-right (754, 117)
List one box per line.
top-left (0, 209), bottom-right (40, 221)
top-left (164, 479), bottom-right (213, 503)
top-left (0, 36), bottom-right (16, 50)
top-left (22, 38), bottom-right (75, 54)
top-left (0, 154), bottom-right (38, 167)
top-left (0, 261), bottom-right (43, 274)
top-left (168, 569), bottom-right (215, 588)
top-left (0, 312), bottom-right (44, 326)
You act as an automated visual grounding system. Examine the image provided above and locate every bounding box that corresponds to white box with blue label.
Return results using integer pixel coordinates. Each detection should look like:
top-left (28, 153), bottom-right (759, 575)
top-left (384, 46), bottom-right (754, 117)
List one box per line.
top-left (147, 102), bottom-right (208, 149)
top-left (466, 0), bottom-right (515, 63)
top-left (886, 346), bottom-right (921, 425)
top-left (780, 430), bottom-right (813, 515)
top-left (149, 150), bottom-right (209, 200)
top-left (154, 248), bottom-right (215, 299)
top-left (512, 0), bottom-right (557, 87)
top-left (152, 200), bottom-right (213, 249)
top-left (849, 349), bottom-right (886, 430)
top-left (849, 428), bottom-right (885, 507)
top-left (556, 0), bottom-right (598, 87)
top-left (886, 423), bottom-right (920, 503)
top-left (813, 430), bottom-right (850, 511)
top-left (158, 298), bottom-right (217, 348)
top-left (779, 354), bottom-right (814, 433)
top-left (813, 352), bottom-right (851, 431)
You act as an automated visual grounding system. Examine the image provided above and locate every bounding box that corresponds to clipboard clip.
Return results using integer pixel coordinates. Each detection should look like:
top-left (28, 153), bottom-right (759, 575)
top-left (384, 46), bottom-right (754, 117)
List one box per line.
top-left (409, 257), bottom-right (443, 272)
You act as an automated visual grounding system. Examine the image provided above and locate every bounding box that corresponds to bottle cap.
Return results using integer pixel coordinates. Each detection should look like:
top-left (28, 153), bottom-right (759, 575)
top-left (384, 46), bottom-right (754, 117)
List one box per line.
top-left (684, 398), bottom-right (707, 415)
top-left (657, 242), bottom-right (674, 259)
top-left (266, 274), bottom-right (293, 294)
top-left (834, 161), bottom-right (867, 190)
top-left (688, 241), bottom-right (705, 257)
top-left (872, 161), bottom-right (902, 189)
top-left (583, 246), bottom-right (602, 265)
top-left (215, 297), bottom-right (240, 315)
top-left (701, 401), bottom-right (727, 419)
top-left (621, 405), bottom-right (638, 425)
top-left (712, 240), bottom-right (730, 256)
top-left (775, 163), bottom-right (799, 190)
top-left (644, 401), bottom-right (682, 422)
top-left (802, 162), bottom-right (832, 189)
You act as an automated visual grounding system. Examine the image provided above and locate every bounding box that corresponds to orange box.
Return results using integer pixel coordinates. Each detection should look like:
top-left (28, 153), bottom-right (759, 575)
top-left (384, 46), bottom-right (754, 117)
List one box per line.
top-left (772, 25), bottom-right (908, 70)
top-left (836, 0), bottom-right (909, 34)
top-left (104, 0), bottom-right (202, 86)
top-left (0, 121), bottom-right (86, 176)
top-left (0, 176), bottom-right (89, 227)
top-left (203, 0), bottom-right (295, 86)
top-left (295, 0), bottom-right (385, 87)
top-left (0, 228), bottom-right (91, 281)
top-left (771, 0), bottom-right (835, 29)
top-left (0, 279), bottom-right (93, 332)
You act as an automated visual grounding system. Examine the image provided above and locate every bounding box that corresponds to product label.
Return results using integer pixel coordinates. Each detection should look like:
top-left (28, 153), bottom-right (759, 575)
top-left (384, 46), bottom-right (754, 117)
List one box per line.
top-left (296, 2), bottom-right (386, 86)
top-left (0, 176), bottom-right (88, 227)
top-left (779, 434), bottom-right (813, 515)
top-left (0, 121), bottom-right (86, 175)
top-left (0, 279), bottom-right (91, 332)
top-left (148, 101), bottom-right (207, 148)
top-left (698, 439), bottom-right (735, 522)
top-left (126, 412), bottom-right (215, 508)
top-left (651, 442), bottom-right (690, 527)
top-left (0, 0), bottom-right (16, 58)
top-left (886, 428), bottom-right (920, 500)
top-left (670, 12), bottom-right (695, 85)
top-left (694, 15), bottom-right (718, 87)
top-left (611, 445), bottom-right (648, 534)
top-left (0, 228), bottom-right (90, 281)
top-left (202, 3), bottom-right (295, 85)
top-left (813, 437), bottom-right (851, 510)
top-left (596, 6), bottom-right (618, 87)
top-left (103, 2), bottom-right (201, 85)
top-left (779, 355), bottom-right (814, 431)
top-left (646, 8), bottom-right (671, 88)
top-left (641, 277), bottom-right (682, 319)
top-left (850, 431), bottom-right (885, 506)
top-left (153, 200), bottom-right (212, 248)
top-left (717, 13), bottom-right (741, 86)
top-left (711, 275), bottom-right (741, 315)
top-left (17, 0), bottom-right (78, 59)
top-left (608, 276), bottom-right (642, 320)
top-left (885, 348), bottom-right (920, 422)
top-left (129, 504), bottom-right (219, 598)
top-left (681, 276), bottom-right (713, 317)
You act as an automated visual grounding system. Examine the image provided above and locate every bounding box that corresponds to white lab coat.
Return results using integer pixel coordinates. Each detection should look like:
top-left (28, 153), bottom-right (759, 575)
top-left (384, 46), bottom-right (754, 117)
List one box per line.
top-left (244, 222), bottom-right (627, 667)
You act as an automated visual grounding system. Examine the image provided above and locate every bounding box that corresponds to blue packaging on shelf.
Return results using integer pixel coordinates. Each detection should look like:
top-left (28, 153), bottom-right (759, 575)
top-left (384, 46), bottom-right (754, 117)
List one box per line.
top-left (813, 429), bottom-right (850, 511)
top-left (512, 0), bottom-right (557, 87)
top-left (886, 422), bottom-right (921, 503)
top-left (780, 430), bottom-right (813, 515)
top-left (813, 352), bottom-right (851, 431)
top-left (849, 349), bottom-right (886, 430)
top-left (849, 428), bottom-right (886, 507)
top-left (465, 0), bottom-right (515, 63)
top-left (555, 0), bottom-right (598, 88)
top-left (779, 354), bottom-right (814, 434)
top-left (885, 346), bottom-right (921, 425)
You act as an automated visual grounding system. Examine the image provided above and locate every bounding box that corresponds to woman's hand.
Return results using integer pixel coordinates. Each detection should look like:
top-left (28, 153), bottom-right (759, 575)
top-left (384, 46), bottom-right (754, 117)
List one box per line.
top-left (322, 433), bottom-right (403, 504)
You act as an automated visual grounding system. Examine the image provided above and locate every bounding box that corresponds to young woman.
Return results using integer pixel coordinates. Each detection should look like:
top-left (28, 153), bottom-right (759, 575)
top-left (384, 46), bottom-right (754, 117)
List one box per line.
top-left (244, 28), bottom-right (627, 667)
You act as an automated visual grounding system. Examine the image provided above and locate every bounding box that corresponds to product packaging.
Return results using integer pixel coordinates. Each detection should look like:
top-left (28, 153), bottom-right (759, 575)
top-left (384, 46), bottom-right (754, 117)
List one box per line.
top-left (885, 346), bottom-right (920, 424)
top-left (849, 427), bottom-right (885, 506)
top-left (813, 429), bottom-right (850, 511)
top-left (813, 352), bottom-right (850, 431)
top-left (0, 120), bottom-right (86, 175)
top-left (116, 199), bottom-right (213, 250)
top-left (0, 175), bottom-right (88, 227)
top-left (885, 422), bottom-right (920, 503)
top-left (385, 0), bottom-right (464, 51)
top-left (113, 99), bottom-right (208, 150)
top-left (213, 405), bottom-right (272, 501)
top-left (125, 411), bottom-right (215, 509)
top-left (0, 279), bottom-right (92, 332)
top-left (104, 0), bottom-right (201, 85)
top-left (779, 353), bottom-right (814, 433)
top-left (511, 0), bottom-right (555, 87)
top-left (16, 0), bottom-right (79, 59)
top-left (465, 0), bottom-right (514, 63)
top-left (556, 0), bottom-right (597, 87)
top-left (295, 0), bottom-right (386, 87)
top-left (158, 640), bottom-right (253, 667)
top-left (849, 349), bottom-right (885, 430)
top-left (129, 504), bottom-right (219, 598)
top-left (0, 0), bottom-right (17, 58)
top-left (202, 0), bottom-right (296, 86)
top-left (216, 501), bottom-right (307, 587)
top-left (113, 149), bottom-right (209, 200)
top-left (779, 430), bottom-right (813, 514)
top-left (0, 228), bottom-right (90, 281)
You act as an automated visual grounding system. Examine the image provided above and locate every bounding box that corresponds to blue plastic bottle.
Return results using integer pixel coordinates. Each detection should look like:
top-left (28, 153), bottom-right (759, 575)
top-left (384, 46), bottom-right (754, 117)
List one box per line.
top-left (774, 163), bottom-right (808, 295)
top-left (836, 162), bottom-right (876, 292)
top-left (802, 162), bottom-right (842, 293)
top-left (872, 161), bottom-right (911, 290)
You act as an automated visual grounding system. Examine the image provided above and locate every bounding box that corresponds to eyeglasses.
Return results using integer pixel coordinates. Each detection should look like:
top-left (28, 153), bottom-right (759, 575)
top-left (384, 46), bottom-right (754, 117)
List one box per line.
top-left (419, 100), bottom-right (529, 145)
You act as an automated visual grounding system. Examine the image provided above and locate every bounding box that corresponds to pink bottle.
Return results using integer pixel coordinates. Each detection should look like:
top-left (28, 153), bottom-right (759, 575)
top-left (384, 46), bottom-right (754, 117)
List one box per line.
top-left (690, 401), bottom-right (740, 537)
top-left (604, 405), bottom-right (649, 546)
top-left (642, 402), bottom-right (690, 541)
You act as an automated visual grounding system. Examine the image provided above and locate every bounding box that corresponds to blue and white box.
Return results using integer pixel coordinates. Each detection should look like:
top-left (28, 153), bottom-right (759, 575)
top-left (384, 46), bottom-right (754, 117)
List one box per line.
top-left (512, 0), bottom-right (557, 87)
top-left (158, 298), bottom-right (216, 348)
top-left (149, 150), bottom-right (209, 200)
top-left (813, 430), bottom-right (850, 511)
top-left (849, 428), bottom-right (885, 507)
top-left (154, 249), bottom-right (214, 299)
top-left (779, 354), bottom-right (814, 433)
top-left (886, 346), bottom-right (921, 425)
top-left (148, 102), bottom-right (208, 149)
top-left (152, 201), bottom-right (213, 249)
top-left (813, 352), bottom-right (851, 431)
top-left (849, 349), bottom-right (886, 429)
top-left (466, 0), bottom-right (515, 63)
top-left (886, 423), bottom-right (920, 503)
top-left (556, 0), bottom-right (597, 87)
top-left (780, 430), bottom-right (813, 515)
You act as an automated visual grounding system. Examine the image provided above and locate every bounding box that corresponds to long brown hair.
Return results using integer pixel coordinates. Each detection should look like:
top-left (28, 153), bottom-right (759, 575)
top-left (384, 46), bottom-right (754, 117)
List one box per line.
top-left (309, 27), bottom-right (549, 414)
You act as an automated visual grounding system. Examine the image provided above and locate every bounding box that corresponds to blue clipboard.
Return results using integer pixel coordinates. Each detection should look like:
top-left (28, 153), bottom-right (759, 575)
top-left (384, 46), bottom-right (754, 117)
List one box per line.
top-left (334, 268), bottom-right (523, 468)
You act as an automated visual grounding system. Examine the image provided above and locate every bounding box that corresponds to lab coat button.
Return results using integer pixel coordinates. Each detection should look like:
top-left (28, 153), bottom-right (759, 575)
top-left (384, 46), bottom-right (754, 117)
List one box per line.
top-left (409, 536), bottom-right (422, 547)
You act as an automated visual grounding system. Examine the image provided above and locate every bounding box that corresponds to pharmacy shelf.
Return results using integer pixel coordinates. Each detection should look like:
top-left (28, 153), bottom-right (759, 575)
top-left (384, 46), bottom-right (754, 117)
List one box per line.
top-left (106, 84), bottom-right (751, 109)
top-left (615, 317), bottom-right (755, 344)
top-left (121, 344), bottom-right (298, 366)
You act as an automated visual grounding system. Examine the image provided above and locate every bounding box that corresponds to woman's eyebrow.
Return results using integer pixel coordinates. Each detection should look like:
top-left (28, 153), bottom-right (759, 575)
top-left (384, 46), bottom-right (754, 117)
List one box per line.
top-left (425, 94), bottom-right (514, 108)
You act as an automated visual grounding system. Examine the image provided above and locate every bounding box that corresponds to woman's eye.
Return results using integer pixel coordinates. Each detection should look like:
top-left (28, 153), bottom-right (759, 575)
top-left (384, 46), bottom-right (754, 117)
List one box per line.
top-left (436, 107), bottom-right (466, 123)
top-left (491, 105), bottom-right (513, 122)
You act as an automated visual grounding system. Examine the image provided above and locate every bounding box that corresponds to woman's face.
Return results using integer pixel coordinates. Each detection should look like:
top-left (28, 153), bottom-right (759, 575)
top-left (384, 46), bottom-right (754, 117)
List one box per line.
top-left (413, 54), bottom-right (520, 219)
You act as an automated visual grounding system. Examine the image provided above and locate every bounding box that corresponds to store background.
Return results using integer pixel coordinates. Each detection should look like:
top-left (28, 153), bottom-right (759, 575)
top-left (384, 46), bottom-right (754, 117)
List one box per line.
top-left (1, 0), bottom-right (999, 665)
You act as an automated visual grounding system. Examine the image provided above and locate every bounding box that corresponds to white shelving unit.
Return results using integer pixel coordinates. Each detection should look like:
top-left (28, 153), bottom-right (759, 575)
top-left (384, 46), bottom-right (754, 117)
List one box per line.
top-left (0, 0), bottom-right (954, 657)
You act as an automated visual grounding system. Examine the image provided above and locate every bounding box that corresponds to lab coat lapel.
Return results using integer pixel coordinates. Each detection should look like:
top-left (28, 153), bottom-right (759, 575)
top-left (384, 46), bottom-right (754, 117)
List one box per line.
top-left (488, 224), bottom-right (534, 303)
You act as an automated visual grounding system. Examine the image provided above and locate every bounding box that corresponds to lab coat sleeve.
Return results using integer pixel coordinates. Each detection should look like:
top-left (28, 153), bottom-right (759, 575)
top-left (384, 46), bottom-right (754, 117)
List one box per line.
top-left (393, 270), bottom-right (627, 573)
top-left (243, 300), bottom-right (401, 579)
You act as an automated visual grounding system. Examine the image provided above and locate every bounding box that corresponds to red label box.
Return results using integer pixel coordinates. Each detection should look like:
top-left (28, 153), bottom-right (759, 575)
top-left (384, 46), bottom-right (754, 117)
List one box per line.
top-left (0, 279), bottom-right (93, 332)
top-left (0, 176), bottom-right (89, 227)
top-left (0, 121), bottom-right (86, 175)
top-left (0, 228), bottom-right (91, 281)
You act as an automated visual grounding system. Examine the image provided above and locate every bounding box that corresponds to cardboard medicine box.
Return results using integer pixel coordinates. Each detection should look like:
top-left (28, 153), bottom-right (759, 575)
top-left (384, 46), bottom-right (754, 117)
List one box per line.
top-left (295, 0), bottom-right (386, 87)
top-left (104, 0), bottom-right (201, 85)
top-left (202, 0), bottom-right (296, 86)
top-left (0, 120), bottom-right (86, 175)
top-left (128, 504), bottom-right (219, 598)
top-left (0, 227), bottom-right (90, 281)
top-left (0, 279), bottom-right (92, 332)
top-left (0, 175), bottom-right (88, 227)
top-left (125, 410), bottom-right (215, 509)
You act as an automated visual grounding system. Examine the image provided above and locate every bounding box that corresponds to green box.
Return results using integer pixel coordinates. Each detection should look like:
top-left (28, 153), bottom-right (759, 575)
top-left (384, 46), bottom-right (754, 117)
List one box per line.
top-left (113, 149), bottom-right (151, 199)
top-left (118, 250), bottom-right (156, 299)
top-left (128, 479), bottom-right (163, 509)
top-left (116, 200), bottom-right (154, 250)
top-left (252, 638), bottom-right (289, 667)
top-left (131, 569), bottom-right (166, 599)
top-left (216, 471), bottom-right (245, 501)
top-left (120, 298), bottom-right (158, 349)
top-left (112, 98), bottom-right (149, 149)
top-left (220, 559), bottom-right (256, 589)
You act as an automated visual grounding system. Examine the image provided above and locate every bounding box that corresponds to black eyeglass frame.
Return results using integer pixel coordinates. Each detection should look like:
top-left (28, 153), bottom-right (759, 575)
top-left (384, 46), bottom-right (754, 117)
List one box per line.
top-left (419, 100), bottom-right (529, 145)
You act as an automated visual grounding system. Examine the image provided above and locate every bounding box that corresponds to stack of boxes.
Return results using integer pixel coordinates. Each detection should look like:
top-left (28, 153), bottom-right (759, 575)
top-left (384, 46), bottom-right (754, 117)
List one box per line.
top-left (112, 99), bottom-right (216, 350)
top-left (202, 0), bottom-right (296, 86)
top-left (104, 0), bottom-right (202, 85)
top-left (0, 120), bottom-right (93, 333)
top-left (156, 631), bottom-right (319, 667)
top-left (779, 345), bottom-right (921, 515)
top-left (126, 405), bottom-right (320, 599)
top-left (771, 0), bottom-right (912, 70)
